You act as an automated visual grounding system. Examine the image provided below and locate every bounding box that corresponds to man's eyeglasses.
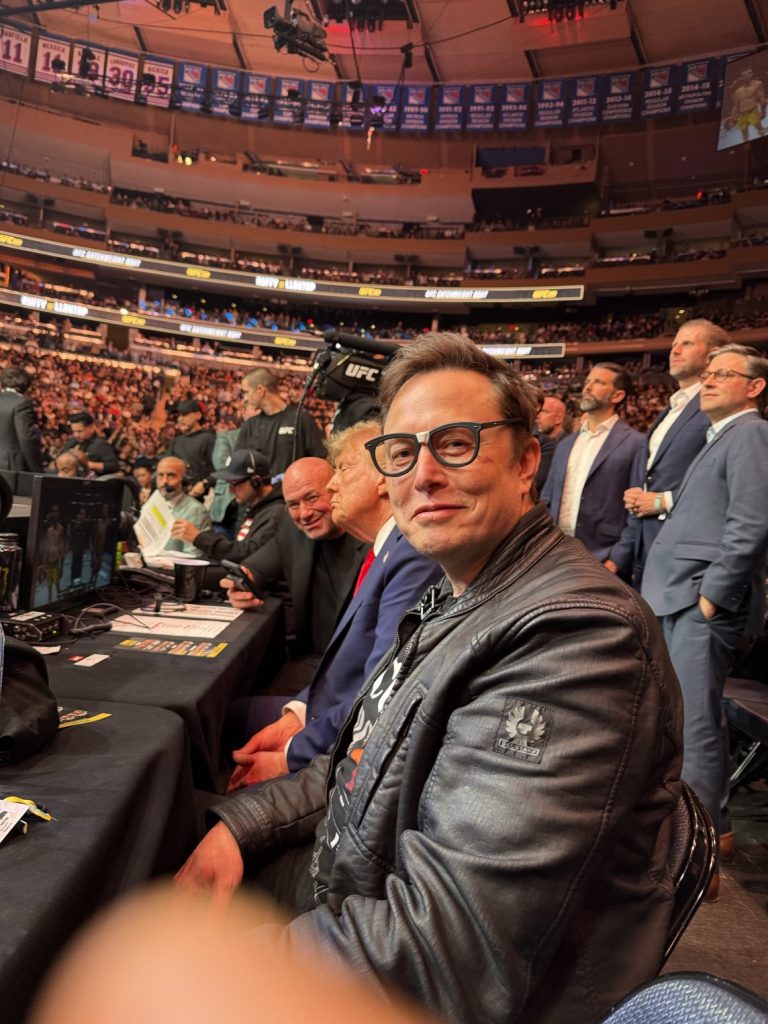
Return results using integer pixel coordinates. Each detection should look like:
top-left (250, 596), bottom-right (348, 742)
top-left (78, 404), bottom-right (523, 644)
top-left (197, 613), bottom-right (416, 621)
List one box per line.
top-left (699, 369), bottom-right (756, 384)
top-left (364, 420), bottom-right (523, 478)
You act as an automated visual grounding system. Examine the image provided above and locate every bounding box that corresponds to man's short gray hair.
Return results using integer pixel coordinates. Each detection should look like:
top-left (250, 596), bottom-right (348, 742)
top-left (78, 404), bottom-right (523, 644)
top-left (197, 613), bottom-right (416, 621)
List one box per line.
top-left (709, 343), bottom-right (768, 414)
top-left (325, 419), bottom-right (381, 466)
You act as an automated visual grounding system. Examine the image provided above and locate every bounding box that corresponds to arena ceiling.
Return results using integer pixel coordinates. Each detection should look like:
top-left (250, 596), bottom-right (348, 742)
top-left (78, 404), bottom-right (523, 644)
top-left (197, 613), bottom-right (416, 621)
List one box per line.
top-left (0, 0), bottom-right (766, 87)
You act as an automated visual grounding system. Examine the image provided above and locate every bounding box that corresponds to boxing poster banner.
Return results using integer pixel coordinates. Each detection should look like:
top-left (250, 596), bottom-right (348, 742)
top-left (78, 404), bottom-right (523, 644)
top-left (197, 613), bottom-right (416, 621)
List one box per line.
top-left (138, 57), bottom-right (174, 108)
top-left (71, 43), bottom-right (106, 94)
top-left (209, 68), bottom-right (241, 116)
top-left (435, 85), bottom-right (465, 131)
top-left (0, 25), bottom-right (32, 77)
top-left (535, 79), bottom-right (566, 128)
top-left (497, 83), bottom-right (530, 130)
top-left (34, 35), bottom-right (70, 83)
top-left (567, 75), bottom-right (601, 125)
top-left (676, 58), bottom-right (716, 113)
top-left (273, 77), bottom-right (303, 125)
top-left (304, 80), bottom-right (333, 128)
top-left (399, 84), bottom-right (431, 131)
top-left (601, 71), bottom-right (635, 122)
top-left (240, 73), bottom-right (271, 121)
top-left (368, 83), bottom-right (399, 131)
top-left (173, 61), bottom-right (207, 111)
top-left (466, 84), bottom-right (497, 130)
top-left (104, 50), bottom-right (140, 101)
top-left (640, 64), bottom-right (677, 118)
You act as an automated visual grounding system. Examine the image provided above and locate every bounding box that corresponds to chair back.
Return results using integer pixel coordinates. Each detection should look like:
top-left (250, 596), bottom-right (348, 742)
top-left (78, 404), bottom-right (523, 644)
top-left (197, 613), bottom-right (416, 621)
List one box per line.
top-left (664, 781), bottom-right (717, 963)
top-left (601, 972), bottom-right (768, 1023)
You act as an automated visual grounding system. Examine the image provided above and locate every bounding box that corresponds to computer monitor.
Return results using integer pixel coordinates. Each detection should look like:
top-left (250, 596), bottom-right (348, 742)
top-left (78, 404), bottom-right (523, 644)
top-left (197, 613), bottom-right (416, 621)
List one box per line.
top-left (21, 476), bottom-right (123, 612)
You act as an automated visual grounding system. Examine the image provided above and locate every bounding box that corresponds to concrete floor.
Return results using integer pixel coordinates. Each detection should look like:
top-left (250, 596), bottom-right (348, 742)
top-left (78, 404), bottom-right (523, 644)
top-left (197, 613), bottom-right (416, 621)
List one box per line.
top-left (664, 781), bottom-right (768, 996)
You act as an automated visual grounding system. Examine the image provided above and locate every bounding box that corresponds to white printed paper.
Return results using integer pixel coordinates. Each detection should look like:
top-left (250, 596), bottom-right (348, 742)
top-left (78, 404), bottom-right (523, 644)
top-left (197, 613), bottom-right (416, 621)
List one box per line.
top-left (0, 800), bottom-right (27, 845)
top-left (110, 614), bottom-right (229, 639)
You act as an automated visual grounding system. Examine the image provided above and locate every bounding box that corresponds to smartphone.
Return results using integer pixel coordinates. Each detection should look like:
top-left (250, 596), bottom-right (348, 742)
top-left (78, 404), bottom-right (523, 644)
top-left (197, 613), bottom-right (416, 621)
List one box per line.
top-left (220, 559), bottom-right (260, 596)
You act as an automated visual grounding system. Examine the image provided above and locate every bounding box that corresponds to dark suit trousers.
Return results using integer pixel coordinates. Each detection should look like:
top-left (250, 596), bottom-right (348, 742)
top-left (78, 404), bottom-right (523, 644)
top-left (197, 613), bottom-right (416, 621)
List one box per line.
top-left (661, 604), bottom-right (746, 833)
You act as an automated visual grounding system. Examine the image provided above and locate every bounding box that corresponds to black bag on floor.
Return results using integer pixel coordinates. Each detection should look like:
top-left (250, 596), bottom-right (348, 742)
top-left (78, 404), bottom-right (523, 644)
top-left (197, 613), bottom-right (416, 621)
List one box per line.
top-left (0, 631), bottom-right (59, 767)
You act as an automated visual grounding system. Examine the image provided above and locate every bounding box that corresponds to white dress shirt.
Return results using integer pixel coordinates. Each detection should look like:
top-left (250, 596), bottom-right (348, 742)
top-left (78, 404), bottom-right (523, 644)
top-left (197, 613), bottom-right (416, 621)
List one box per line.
top-left (706, 407), bottom-right (753, 443)
top-left (558, 414), bottom-right (618, 537)
top-left (646, 381), bottom-right (701, 513)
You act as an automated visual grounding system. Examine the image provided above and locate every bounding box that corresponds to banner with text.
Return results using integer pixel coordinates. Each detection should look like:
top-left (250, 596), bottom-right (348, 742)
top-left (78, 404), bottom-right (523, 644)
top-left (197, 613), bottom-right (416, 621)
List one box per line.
top-left (676, 58), bottom-right (717, 113)
top-left (339, 82), bottom-right (365, 130)
top-left (173, 61), bottom-right (207, 111)
top-left (304, 80), bottom-right (333, 128)
top-left (273, 77), bottom-right (304, 126)
top-left (399, 84), bottom-right (431, 131)
top-left (369, 83), bottom-right (399, 131)
top-left (240, 73), bottom-right (271, 121)
top-left (138, 57), bottom-right (173, 108)
top-left (71, 42), bottom-right (106, 94)
top-left (0, 25), bottom-right (32, 77)
top-left (601, 71), bottom-right (635, 122)
top-left (209, 67), bottom-right (241, 116)
top-left (497, 82), bottom-right (530, 130)
top-left (567, 75), bottom-right (601, 125)
top-left (34, 35), bottom-right (70, 83)
top-left (105, 50), bottom-right (140, 102)
top-left (641, 64), bottom-right (678, 118)
top-left (466, 84), bottom-right (497, 130)
top-left (435, 85), bottom-right (465, 131)
top-left (535, 79), bottom-right (567, 128)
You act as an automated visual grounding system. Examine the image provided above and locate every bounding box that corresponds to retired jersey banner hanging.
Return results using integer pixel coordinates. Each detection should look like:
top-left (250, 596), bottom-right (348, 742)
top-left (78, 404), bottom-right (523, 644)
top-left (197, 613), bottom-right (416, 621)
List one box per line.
top-left (34, 35), bottom-right (70, 83)
top-left (435, 85), bottom-right (465, 131)
top-left (466, 84), bottom-right (497, 130)
top-left (676, 58), bottom-right (716, 113)
top-left (498, 83), bottom-right (529, 130)
top-left (173, 61), bottom-right (207, 111)
top-left (368, 83), bottom-right (399, 131)
top-left (209, 68), bottom-right (241, 116)
top-left (0, 26), bottom-right (32, 77)
top-left (400, 84), bottom-right (431, 131)
top-left (567, 76), bottom-right (601, 125)
top-left (138, 57), bottom-right (174, 108)
top-left (339, 82), bottom-right (366, 130)
top-left (535, 79), bottom-right (566, 128)
top-left (274, 77), bottom-right (303, 125)
top-left (240, 73), bottom-right (271, 121)
top-left (105, 50), bottom-right (140, 101)
top-left (304, 80), bottom-right (333, 128)
top-left (601, 71), bottom-right (635, 122)
top-left (640, 64), bottom-right (677, 117)
top-left (71, 43), bottom-right (106, 94)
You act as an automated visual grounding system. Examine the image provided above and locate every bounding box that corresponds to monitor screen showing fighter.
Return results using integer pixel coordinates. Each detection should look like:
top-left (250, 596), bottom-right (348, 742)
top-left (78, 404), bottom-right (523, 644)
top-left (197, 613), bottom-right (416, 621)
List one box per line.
top-left (718, 52), bottom-right (768, 151)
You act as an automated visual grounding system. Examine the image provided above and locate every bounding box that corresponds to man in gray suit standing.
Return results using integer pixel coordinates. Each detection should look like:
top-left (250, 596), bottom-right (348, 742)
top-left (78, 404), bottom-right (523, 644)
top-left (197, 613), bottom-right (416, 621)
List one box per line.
top-left (642, 343), bottom-right (768, 893)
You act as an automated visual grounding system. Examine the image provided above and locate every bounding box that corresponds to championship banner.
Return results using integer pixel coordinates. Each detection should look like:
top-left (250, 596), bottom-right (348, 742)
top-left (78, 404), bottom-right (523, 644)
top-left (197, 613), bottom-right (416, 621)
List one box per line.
top-left (399, 84), bottom-right (431, 131)
top-left (34, 35), bottom-right (70, 83)
top-left (71, 42), bottom-right (106, 94)
top-left (534, 79), bottom-right (566, 128)
top-left (304, 80), bottom-right (333, 128)
top-left (240, 73), bottom-right (271, 121)
top-left (640, 64), bottom-right (677, 118)
top-left (273, 77), bottom-right (303, 125)
top-left (209, 67), bottom-right (241, 116)
top-left (601, 71), bottom-right (635, 122)
top-left (466, 84), bottom-right (497, 130)
top-left (138, 57), bottom-right (174, 108)
top-left (173, 61), bottom-right (207, 111)
top-left (676, 58), bottom-right (716, 113)
top-left (0, 25), bottom-right (32, 77)
top-left (497, 83), bottom-right (530, 130)
top-left (104, 50), bottom-right (140, 101)
top-left (435, 85), bottom-right (465, 131)
top-left (567, 75), bottom-right (600, 125)
top-left (339, 82), bottom-right (366, 131)
top-left (368, 83), bottom-right (399, 131)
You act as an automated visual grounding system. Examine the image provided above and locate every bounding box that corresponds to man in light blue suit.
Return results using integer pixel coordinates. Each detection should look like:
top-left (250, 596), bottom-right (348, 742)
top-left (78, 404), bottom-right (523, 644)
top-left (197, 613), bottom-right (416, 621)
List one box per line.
top-left (226, 419), bottom-right (441, 792)
top-left (606, 319), bottom-right (726, 587)
top-left (541, 362), bottom-right (644, 564)
top-left (642, 343), bottom-right (768, 880)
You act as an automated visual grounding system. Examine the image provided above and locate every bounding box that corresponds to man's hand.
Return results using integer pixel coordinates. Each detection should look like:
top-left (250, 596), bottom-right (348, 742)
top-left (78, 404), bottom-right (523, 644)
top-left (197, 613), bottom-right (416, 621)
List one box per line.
top-left (233, 711), bottom-right (303, 760)
top-left (227, 751), bottom-right (289, 793)
top-left (174, 822), bottom-right (244, 911)
top-left (171, 518), bottom-right (202, 544)
top-left (189, 480), bottom-right (207, 498)
top-left (73, 447), bottom-right (89, 467)
top-left (623, 487), bottom-right (662, 518)
top-left (603, 559), bottom-right (619, 574)
top-left (698, 595), bottom-right (717, 620)
top-left (220, 576), bottom-right (264, 611)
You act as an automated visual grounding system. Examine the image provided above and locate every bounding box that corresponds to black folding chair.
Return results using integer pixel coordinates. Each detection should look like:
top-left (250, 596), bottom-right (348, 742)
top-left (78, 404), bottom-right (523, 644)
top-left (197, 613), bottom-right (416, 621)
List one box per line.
top-left (664, 781), bottom-right (717, 963)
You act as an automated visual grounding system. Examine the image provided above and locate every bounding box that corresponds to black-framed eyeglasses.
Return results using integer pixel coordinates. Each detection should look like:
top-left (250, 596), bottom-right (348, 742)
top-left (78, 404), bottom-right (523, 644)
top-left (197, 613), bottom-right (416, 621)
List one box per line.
top-left (699, 369), bottom-right (756, 384)
top-left (364, 419), bottom-right (523, 477)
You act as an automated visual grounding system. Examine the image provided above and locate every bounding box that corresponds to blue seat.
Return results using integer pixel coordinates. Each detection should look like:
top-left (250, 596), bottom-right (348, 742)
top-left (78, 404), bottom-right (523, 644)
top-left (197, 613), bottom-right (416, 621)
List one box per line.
top-left (601, 972), bottom-right (768, 1023)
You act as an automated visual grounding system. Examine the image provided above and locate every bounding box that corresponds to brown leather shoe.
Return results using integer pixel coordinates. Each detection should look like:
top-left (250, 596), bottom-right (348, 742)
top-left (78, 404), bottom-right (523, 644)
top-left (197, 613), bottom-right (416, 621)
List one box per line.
top-left (720, 831), bottom-right (735, 865)
top-left (705, 871), bottom-right (720, 903)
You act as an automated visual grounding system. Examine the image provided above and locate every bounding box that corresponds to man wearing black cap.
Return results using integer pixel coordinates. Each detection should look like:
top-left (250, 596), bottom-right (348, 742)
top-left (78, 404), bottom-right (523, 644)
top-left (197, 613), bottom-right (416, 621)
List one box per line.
top-left (170, 449), bottom-right (284, 563)
top-left (62, 412), bottom-right (120, 475)
top-left (163, 399), bottom-right (215, 488)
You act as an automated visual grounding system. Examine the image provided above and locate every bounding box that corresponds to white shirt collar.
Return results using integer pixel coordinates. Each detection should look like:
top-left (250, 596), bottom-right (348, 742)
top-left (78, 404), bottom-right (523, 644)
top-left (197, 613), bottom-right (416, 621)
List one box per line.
top-left (669, 380), bottom-right (702, 409)
top-left (373, 515), bottom-right (397, 556)
top-left (706, 408), bottom-right (754, 441)
top-left (579, 413), bottom-right (618, 436)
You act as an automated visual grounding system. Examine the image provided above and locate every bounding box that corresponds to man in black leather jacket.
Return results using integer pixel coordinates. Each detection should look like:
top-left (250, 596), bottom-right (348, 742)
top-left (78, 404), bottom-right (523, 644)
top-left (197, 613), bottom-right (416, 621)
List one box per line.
top-left (176, 334), bottom-right (683, 1024)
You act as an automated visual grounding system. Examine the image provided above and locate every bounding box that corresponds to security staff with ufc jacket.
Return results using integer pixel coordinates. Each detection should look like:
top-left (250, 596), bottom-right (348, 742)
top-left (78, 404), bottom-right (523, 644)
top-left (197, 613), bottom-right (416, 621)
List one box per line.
top-left (177, 334), bottom-right (683, 1024)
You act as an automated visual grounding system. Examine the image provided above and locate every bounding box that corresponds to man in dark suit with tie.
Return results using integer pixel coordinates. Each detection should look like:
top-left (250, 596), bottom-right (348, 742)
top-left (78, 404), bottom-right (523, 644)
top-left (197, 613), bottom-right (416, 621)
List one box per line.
top-left (541, 363), bottom-right (644, 562)
top-left (606, 318), bottom-right (727, 587)
top-left (226, 420), bottom-right (441, 790)
top-left (0, 366), bottom-right (43, 473)
top-left (642, 343), bottom-right (768, 894)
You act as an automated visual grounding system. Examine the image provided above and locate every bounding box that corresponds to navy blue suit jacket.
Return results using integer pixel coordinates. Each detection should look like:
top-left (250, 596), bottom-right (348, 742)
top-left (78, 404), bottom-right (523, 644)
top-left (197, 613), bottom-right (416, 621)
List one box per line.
top-left (541, 418), bottom-right (644, 562)
top-left (286, 525), bottom-right (442, 772)
top-left (610, 394), bottom-right (709, 584)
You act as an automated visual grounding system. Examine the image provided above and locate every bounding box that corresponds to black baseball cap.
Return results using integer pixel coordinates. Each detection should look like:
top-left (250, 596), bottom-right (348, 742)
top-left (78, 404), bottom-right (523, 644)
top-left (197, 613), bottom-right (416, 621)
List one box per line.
top-left (177, 399), bottom-right (204, 415)
top-left (210, 449), bottom-right (271, 483)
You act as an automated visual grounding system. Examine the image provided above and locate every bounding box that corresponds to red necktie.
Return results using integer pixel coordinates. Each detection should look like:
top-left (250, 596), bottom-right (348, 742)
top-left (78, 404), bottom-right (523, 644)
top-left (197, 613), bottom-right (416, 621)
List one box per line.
top-left (353, 549), bottom-right (376, 596)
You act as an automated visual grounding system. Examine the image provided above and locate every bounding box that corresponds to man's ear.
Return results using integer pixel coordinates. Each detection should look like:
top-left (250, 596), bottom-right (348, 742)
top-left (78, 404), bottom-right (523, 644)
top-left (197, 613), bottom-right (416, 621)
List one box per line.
top-left (517, 436), bottom-right (540, 494)
top-left (375, 474), bottom-right (388, 498)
